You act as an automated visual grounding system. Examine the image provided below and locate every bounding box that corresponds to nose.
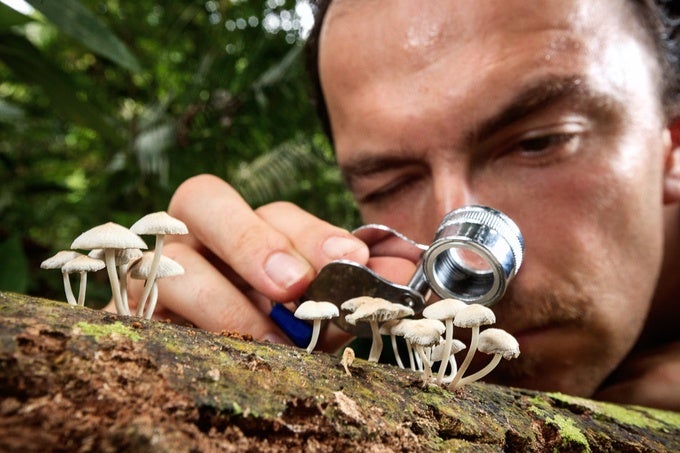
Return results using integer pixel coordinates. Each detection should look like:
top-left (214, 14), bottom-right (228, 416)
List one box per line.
top-left (433, 170), bottom-right (478, 224)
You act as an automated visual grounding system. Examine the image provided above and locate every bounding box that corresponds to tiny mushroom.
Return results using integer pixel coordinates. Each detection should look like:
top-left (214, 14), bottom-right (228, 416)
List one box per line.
top-left (40, 250), bottom-right (83, 305)
top-left (293, 300), bottom-right (339, 353)
top-left (130, 211), bottom-right (188, 317)
top-left (71, 222), bottom-right (147, 315)
top-left (455, 328), bottom-right (520, 388)
top-left (448, 304), bottom-right (497, 389)
top-left (343, 297), bottom-right (414, 362)
top-left (401, 318), bottom-right (446, 386)
top-left (423, 298), bottom-right (468, 384)
top-left (129, 251), bottom-right (184, 319)
top-left (390, 319), bottom-right (419, 371)
top-left (430, 338), bottom-right (466, 384)
top-left (379, 319), bottom-right (408, 369)
top-left (340, 347), bottom-right (355, 376)
top-left (89, 247), bottom-right (143, 312)
top-left (61, 255), bottom-right (105, 306)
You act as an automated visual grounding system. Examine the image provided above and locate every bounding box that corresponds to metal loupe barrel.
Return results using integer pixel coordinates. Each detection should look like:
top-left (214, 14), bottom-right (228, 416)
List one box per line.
top-left (421, 205), bottom-right (524, 307)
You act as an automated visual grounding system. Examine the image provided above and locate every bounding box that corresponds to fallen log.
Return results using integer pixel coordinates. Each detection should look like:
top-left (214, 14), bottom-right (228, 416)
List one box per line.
top-left (0, 291), bottom-right (678, 452)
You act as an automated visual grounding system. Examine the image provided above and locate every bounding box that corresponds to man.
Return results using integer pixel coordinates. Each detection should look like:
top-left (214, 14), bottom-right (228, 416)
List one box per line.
top-left (126, 0), bottom-right (680, 410)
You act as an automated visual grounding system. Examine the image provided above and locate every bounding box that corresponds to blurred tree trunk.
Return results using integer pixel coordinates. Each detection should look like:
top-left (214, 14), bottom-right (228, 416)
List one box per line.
top-left (0, 291), bottom-right (678, 452)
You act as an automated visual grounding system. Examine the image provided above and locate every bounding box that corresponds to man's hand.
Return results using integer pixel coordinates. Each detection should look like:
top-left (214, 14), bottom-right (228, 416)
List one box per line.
top-left (122, 174), bottom-right (372, 351)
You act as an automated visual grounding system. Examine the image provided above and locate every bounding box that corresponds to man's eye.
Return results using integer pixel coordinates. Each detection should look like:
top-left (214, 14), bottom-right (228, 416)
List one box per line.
top-left (358, 175), bottom-right (424, 205)
top-left (516, 133), bottom-right (577, 153)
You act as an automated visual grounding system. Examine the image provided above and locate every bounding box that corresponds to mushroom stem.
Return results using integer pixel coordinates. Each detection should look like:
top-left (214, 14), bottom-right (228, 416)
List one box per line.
top-left (405, 342), bottom-right (416, 371)
top-left (414, 345), bottom-right (432, 386)
top-left (390, 334), bottom-right (405, 368)
top-left (456, 354), bottom-right (503, 387)
top-left (104, 249), bottom-right (127, 315)
top-left (143, 282), bottom-right (159, 320)
top-left (449, 326), bottom-right (481, 389)
top-left (436, 318), bottom-right (454, 385)
top-left (367, 319), bottom-right (383, 362)
top-left (136, 236), bottom-right (164, 317)
top-left (306, 320), bottom-right (322, 353)
top-left (61, 271), bottom-right (77, 306)
top-left (118, 263), bottom-right (129, 313)
top-left (76, 271), bottom-right (88, 306)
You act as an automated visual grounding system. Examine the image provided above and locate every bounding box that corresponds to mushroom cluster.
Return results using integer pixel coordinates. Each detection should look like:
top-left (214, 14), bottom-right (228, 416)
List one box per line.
top-left (41, 211), bottom-right (187, 320)
top-left (293, 295), bottom-right (519, 390)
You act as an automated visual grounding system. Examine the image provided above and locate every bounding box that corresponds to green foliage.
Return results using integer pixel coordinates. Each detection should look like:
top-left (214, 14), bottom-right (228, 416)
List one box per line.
top-left (0, 0), bottom-right (360, 301)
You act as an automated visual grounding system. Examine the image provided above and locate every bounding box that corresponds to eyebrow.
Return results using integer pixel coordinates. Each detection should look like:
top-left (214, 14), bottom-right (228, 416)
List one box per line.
top-left (340, 75), bottom-right (622, 184)
top-left (466, 75), bottom-right (621, 144)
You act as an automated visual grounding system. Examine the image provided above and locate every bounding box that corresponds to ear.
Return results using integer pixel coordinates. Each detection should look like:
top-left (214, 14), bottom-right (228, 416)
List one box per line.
top-left (663, 119), bottom-right (680, 204)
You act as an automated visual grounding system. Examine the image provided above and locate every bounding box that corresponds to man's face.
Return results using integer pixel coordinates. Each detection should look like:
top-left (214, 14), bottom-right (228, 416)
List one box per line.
top-left (319, 0), bottom-right (673, 395)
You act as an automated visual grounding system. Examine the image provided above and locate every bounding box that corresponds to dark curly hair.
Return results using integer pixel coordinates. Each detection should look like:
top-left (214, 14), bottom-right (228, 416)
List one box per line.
top-left (305, 0), bottom-right (680, 142)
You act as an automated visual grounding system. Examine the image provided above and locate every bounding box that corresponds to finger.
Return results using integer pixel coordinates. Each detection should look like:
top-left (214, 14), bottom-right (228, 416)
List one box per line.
top-left (127, 241), bottom-right (292, 343)
top-left (168, 174), bottom-right (314, 302)
top-left (256, 201), bottom-right (369, 271)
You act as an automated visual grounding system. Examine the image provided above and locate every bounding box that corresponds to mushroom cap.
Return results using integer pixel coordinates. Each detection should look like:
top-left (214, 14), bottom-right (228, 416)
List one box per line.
top-left (130, 211), bottom-right (188, 236)
top-left (88, 247), bottom-right (143, 265)
top-left (378, 318), bottom-right (406, 335)
top-left (71, 222), bottom-right (148, 251)
top-left (431, 338), bottom-right (466, 361)
top-left (423, 298), bottom-right (469, 321)
top-left (345, 298), bottom-right (414, 326)
top-left (294, 300), bottom-right (339, 320)
top-left (61, 255), bottom-right (106, 273)
top-left (400, 318), bottom-right (446, 347)
top-left (477, 328), bottom-right (520, 359)
top-left (453, 304), bottom-right (496, 328)
top-left (129, 252), bottom-right (184, 279)
top-left (340, 295), bottom-right (374, 313)
top-left (41, 251), bottom-right (83, 269)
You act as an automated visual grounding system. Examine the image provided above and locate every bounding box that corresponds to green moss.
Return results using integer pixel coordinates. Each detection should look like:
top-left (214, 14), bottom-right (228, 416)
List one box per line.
top-left (547, 392), bottom-right (676, 430)
top-left (546, 414), bottom-right (590, 452)
top-left (74, 321), bottom-right (141, 342)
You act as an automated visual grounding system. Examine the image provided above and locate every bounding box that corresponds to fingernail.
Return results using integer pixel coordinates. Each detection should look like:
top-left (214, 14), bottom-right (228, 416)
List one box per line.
top-left (323, 236), bottom-right (365, 260)
top-left (265, 252), bottom-right (312, 290)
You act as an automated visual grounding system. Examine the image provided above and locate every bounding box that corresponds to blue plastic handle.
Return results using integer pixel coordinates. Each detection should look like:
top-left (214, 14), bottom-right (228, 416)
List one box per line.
top-left (269, 303), bottom-right (313, 348)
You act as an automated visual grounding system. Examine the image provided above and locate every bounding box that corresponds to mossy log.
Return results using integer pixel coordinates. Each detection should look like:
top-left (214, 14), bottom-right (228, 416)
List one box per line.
top-left (0, 291), bottom-right (678, 452)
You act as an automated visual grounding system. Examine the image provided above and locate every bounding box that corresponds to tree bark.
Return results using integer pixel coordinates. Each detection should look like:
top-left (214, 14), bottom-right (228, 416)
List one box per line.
top-left (0, 291), bottom-right (678, 452)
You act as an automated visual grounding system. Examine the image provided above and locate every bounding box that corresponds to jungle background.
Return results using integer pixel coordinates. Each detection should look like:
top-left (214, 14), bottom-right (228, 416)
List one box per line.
top-left (0, 0), bottom-right (360, 303)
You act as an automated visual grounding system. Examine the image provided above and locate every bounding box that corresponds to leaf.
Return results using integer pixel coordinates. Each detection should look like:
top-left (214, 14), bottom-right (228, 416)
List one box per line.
top-left (0, 2), bottom-right (32, 31)
top-left (0, 32), bottom-right (120, 143)
top-left (0, 98), bottom-right (25, 122)
top-left (0, 235), bottom-right (29, 293)
top-left (25, 0), bottom-right (141, 72)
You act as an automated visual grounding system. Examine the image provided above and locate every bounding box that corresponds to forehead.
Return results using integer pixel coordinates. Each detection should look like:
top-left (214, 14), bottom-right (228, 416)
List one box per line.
top-left (318, 0), bottom-right (659, 154)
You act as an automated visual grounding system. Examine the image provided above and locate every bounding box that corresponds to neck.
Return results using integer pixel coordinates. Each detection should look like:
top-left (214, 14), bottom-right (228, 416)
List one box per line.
top-left (640, 204), bottom-right (680, 346)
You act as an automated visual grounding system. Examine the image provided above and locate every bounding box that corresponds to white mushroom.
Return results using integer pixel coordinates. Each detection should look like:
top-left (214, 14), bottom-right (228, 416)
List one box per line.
top-left (448, 304), bottom-right (496, 389)
top-left (71, 222), bottom-right (147, 315)
top-left (61, 255), bottom-right (105, 306)
top-left (390, 319), bottom-right (419, 371)
top-left (423, 298), bottom-right (468, 384)
top-left (293, 300), bottom-right (339, 353)
top-left (130, 211), bottom-right (188, 317)
top-left (40, 250), bottom-right (83, 305)
top-left (89, 247), bottom-right (143, 311)
top-left (379, 319), bottom-right (408, 369)
top-left (343, 297), bottom-right (414, 362)
top-left (430, 338), bottom-right (466, 384)
top-left (400, 318), bottom-right (446, 386)
top-left (129, 251), bottom-right (184, 319)
top-left (455, 328), bottom-right (520, 388)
